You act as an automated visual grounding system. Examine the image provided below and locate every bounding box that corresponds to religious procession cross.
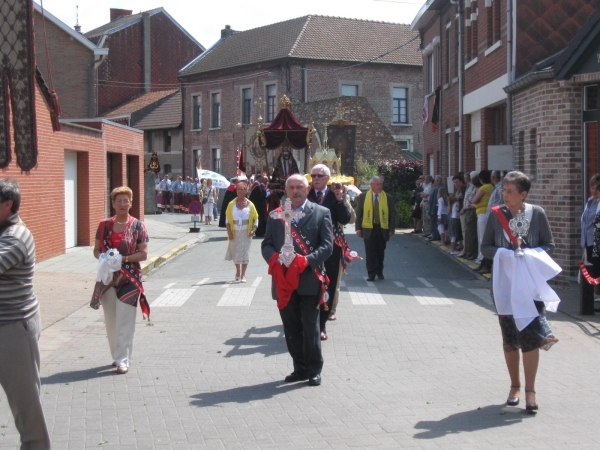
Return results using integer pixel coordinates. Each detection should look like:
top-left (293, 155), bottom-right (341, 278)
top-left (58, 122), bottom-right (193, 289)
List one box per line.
top-left (269, 198), bottom-right (305, 267)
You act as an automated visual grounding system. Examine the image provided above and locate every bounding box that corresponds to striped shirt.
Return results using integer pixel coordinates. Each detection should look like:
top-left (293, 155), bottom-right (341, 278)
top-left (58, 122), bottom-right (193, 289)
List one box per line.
top-left (0, 214), bottom-right (38, 322)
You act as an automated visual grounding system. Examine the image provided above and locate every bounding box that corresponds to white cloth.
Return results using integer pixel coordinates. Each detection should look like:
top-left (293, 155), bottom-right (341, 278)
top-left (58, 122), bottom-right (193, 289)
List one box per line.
top-left (96, 249), bottom-right (122, 285)
top-left (492, 247), bottom-right (562, 331)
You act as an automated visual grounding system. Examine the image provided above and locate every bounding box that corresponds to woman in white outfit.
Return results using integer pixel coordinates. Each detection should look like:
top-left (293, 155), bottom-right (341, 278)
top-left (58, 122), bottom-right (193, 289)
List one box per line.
top-left (203, 179), bottom-right (217, 225)
top-left (91, 187), bottom-right (149, 374)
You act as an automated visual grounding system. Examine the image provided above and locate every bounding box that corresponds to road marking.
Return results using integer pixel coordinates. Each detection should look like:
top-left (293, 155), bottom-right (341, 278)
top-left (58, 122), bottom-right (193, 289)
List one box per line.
top-left (340, 280), bottom-right (346, 287)
top-left (218, 287), bottom-right (256, 306)
top-left (394, 281), bottom-right (405, 288)
top-left (363, 276), bottom-right (375, 287)
top-left (348, 287), bottom-right (386, 305)
top-left (408, 287), bottom-right (453, 305)
top-left (222, 282), bottom-right (232, 288)
top-left (251, 277), bottom-right (263, 287)
top-left (450, 281), bottom-right (462, 288)
top-left (152, 289), bottom-right (197, 307)
top-left (193, 278), bottom-right (210, 286)
top-left (416, 277), bottom-right (434, 287)
top-left (163, 282), bottom-right (176, 289)
top-left (468, 288), bottom-right (493, 305)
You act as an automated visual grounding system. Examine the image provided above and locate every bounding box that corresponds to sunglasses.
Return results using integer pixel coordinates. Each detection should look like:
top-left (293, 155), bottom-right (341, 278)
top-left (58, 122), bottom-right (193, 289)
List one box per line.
top-left (311, 174), bottom-right (327, 178)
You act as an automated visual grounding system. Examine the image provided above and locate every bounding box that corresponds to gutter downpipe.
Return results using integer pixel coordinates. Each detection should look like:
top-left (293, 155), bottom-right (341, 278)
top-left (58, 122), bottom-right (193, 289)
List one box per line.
top-left (450, 0), bottom-right (463, 172)
top-left (302, 65), bottom-right (308, 102)
top-left (438, 10), bottom-right (444, 177)
top-left (507, 0), bottom-right (514, 152)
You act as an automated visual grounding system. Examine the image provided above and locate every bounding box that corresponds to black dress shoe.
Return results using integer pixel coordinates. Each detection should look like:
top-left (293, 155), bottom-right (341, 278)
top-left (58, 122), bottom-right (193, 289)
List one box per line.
top-left (308, 374), bottom-right (321, 386)
top-left (284, 372), bottom-right (308, 383)
top-left (377, 274), bottom-right (384, 280)
top-left (366, 276), bottom-right (375, 282)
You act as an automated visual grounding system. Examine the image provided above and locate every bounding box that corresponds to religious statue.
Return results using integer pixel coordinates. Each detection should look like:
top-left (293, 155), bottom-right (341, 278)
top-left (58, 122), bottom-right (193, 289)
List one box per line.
top-left (148, 151), bottom-right (160, 174)
top-left (273, 148), bottom-right (299, 179)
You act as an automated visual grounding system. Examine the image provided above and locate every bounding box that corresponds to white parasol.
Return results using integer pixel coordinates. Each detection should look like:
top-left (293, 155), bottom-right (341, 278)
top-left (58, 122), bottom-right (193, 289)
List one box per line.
top-left (197, 169), bottom-right (229, 189)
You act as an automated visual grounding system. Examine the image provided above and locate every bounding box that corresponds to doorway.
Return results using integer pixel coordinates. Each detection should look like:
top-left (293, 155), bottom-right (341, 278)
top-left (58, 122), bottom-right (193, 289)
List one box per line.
top-left (64, 151), bottom-right (78, 248)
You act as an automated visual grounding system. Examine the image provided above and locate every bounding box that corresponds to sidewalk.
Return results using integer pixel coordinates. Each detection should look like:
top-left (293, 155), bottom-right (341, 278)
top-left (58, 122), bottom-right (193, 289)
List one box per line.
top-left (407, 229), bottom-right (600, 329)
top-left (34, 216), bottom-right (207, 331)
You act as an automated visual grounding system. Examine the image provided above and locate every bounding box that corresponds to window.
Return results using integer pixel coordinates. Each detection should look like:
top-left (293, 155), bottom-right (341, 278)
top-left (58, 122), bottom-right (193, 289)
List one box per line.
top-left (193, 149), bottom-right (201, 173)
top-left (392, 87), bottom-right (408, 124)
top-left (472, 1), bottom-right (479, 59)
top-left (341, 84), bottom-right (359, 96)
top-left (164, 164), bottom-right (172, 174)
top-left (487, 0), bottom-right (501, 46)
top-left (212, 148), bottom-right (221, 173)
top-left (266, 84), bottom-right (276, 122)
top-left (426, 53), bottom-right (434, 94)
top-left (164, 130), bottom-right (172, 152)
top-left (211, 92), bottom-right (221, 128)
top-left (396, 140), bottom-right (409, 151)
top-left (242, 88), bottom-right (252, 124)
top-left (192, 94), bottom-right (201, 129)
top-left (585, 85), bottom-right (598, 110)
top-left (529, 128), bottom-right (537, 178)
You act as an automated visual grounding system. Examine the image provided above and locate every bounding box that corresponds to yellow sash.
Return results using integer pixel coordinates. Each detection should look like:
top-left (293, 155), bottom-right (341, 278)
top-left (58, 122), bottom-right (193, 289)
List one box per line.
top-left (362, 189), bottom-right (389, 229)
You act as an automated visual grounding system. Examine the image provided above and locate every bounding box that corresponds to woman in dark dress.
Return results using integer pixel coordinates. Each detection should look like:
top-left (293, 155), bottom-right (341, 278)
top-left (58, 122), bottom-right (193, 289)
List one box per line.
top-left (481, 171), bottom-right (558, 412)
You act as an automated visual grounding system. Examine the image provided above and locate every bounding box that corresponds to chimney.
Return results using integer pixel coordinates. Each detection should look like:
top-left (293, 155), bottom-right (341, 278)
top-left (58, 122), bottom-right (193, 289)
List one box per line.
top-left (74, 24), bottom-right (82, 33)
top-left (221, 25), bottom-right (234, 39)
top-left (110, 8), bottom-right (133, 22)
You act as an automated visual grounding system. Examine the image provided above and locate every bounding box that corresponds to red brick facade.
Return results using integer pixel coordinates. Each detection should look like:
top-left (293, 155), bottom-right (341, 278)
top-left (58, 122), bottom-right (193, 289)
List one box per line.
top-left (2, 84), bottom-right (144, 262)
top-left (181, 61), bottom-right (423, 178)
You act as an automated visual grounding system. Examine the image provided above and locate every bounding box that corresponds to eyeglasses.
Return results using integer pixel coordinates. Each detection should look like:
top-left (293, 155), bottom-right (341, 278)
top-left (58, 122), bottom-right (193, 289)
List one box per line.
top-left (501, 189), bottom-right (519, 195)
top-left (311, 174), bottom-right (327, 178)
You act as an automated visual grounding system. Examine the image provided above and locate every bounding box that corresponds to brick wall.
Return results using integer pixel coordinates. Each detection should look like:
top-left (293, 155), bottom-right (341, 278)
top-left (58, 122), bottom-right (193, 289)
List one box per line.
top-left (97, 12), bottom-right (203, 115)
top-left (34, 10), bottom-right (94, 118)
top-left (512, 79), bottom-right (584, 286)
top-left (2, 85), bottom-right (144, 262)
top-left (181, 59), bottom-right (423, 178)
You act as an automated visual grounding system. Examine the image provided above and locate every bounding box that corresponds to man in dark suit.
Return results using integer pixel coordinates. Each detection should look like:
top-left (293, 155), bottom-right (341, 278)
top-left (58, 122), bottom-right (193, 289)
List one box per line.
top-left (307, 164), bottom-right (351, 341)
top-left (355, 176), bottom-right (396, 281)
top-left (262, 174), bottom-right (333, 386)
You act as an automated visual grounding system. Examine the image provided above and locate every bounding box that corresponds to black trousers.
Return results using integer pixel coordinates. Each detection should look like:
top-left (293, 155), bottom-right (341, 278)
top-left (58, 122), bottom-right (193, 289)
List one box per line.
top-left (320, 246), bottom-right (341, 332)
top-left (364, 225), bottom-right (387, 278)
top-left (279, 291), bottom-right (323, 376)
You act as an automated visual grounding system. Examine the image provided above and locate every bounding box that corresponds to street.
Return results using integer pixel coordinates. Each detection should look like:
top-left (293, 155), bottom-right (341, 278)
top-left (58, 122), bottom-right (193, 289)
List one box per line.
top-left (1, 215), bottom-right (600, 449)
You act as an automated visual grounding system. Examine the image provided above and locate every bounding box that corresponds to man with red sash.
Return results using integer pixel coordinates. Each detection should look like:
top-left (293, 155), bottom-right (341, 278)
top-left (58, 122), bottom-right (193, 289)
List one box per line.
top-left (262, 174), bottom-right (333, 386)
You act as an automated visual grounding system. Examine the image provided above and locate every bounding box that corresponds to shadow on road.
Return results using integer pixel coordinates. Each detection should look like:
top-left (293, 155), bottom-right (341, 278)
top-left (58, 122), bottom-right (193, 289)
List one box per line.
top-left (224, 325), bottom-right (286, 358)
top-left (42, 365), bottom-right (115, 384)
top-left (189, 380), bottom-right (305, 407)
top-left (413, 404), bottom-right (535, 439)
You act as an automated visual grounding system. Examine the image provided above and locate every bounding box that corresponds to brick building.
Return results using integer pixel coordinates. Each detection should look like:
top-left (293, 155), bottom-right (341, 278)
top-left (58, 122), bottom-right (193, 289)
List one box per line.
top-left (178, 16), bottom-right (422, 179)
top-left (411, 0), bottom-right (598, 286)
top-left (84, 7), bottom-right (204, 116)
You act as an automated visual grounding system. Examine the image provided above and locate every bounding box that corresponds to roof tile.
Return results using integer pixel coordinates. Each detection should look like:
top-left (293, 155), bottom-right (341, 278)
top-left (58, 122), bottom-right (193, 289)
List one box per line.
top-left (104, 89), bottom-right (179, 117)
top-left (133, 91), bottom-right (182, 130)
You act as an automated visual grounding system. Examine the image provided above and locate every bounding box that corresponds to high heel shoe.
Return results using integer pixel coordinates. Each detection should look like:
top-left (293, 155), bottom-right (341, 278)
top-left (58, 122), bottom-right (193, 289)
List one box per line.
top-left (525, 390), bottom-right (538, 412)
top-left (506, 385), bottom-right (520, 406)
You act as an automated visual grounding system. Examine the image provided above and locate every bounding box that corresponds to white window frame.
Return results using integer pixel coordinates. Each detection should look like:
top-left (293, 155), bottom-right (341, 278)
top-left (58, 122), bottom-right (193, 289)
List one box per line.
top-left (264, 82), bottom-right (278, 123)
top-left (339, 80), bottom-right (362, 97)
top-left (191, 92), bottom-right (202, 130)
top-left (210, 90), bottom-right (221, 129)
top-left (426, 53), bottom-right (435, 94)
top-left (240, 84), bottom-right (253, 124)
top-left (390, 84), bottom-right (411, 126)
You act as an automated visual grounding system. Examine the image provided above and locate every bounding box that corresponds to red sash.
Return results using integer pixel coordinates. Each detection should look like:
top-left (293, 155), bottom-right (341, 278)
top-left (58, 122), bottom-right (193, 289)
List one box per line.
top-left (491, 205), bottom-right (519, 246)
top-left (580, 261), bottom-right (600, 285)
top-left (273, 210), bottom-right (330, 309)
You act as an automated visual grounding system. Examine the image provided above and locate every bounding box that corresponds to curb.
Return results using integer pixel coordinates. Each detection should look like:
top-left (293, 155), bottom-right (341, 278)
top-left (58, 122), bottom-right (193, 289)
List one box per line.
top-left (410, 231), bottom-right (491, 280)
top-left (140, 232), bottom-right (209, 276)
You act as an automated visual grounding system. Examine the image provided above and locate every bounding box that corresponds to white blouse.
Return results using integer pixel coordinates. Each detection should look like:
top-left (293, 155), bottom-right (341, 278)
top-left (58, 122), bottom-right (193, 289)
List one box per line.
top-left (226, 205), bottom-right (258, 231)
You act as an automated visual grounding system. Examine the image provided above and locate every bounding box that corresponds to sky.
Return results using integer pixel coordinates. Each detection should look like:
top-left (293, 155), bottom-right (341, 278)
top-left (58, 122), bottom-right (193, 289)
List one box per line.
top-left (37, 0), bottom-right (426, 49)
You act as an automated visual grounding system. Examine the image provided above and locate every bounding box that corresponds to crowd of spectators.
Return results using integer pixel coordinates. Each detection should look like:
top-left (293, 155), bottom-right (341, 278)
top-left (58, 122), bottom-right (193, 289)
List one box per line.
top-left (411, 170), bottom-right (504, 275)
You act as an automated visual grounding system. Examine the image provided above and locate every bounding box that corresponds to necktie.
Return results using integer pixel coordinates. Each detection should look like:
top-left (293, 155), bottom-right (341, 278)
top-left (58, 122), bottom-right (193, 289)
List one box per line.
top-left (373, 194), bottom-right (380, 224)
top-left (316, 191), bottom-right (324, 205)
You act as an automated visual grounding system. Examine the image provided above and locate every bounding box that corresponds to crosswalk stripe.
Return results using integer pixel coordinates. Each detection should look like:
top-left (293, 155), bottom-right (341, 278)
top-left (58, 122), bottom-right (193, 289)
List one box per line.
top-left (193, 278), bottom-right (210, 286)
top-left (450, 281), bottom-right (462, 288)
top-left (251, 277), bottom-right (263, 287)
top-left (348, 287), bottom-right (386, 305)
top-left (217, 287), bottom-right (256, 306)
top-left (163, 282), bottom-right (176, 289)
top-left (408, 287), bottom-right (453, 305)
top-left (416, 277), bottom-right (434, 288)
top-left (221, 282), bottom-right (232, 288)
top-left (394, 281), bottom-right (405, 288)
top-left (152, 289), bottom-right (197, 307)
top-left (468, 288), bottom-right (493, 305)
